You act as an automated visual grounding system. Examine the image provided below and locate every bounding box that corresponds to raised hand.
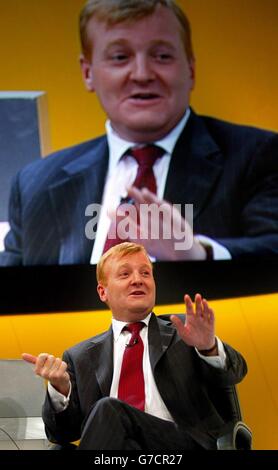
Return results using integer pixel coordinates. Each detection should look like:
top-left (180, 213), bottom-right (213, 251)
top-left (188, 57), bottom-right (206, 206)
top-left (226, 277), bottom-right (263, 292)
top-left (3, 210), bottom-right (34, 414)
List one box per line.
top-left (22, 352), bottom-right (70, 397)
top-left (170, 294), bottom-right (216, 352)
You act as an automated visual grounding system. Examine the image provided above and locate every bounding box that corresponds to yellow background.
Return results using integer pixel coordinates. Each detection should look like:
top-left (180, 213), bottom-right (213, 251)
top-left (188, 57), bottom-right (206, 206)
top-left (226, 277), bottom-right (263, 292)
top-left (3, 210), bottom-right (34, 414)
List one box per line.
top-left (0, 0), bottom-right (277, 451)
top-left (0, 0), bottom-right (277, 152)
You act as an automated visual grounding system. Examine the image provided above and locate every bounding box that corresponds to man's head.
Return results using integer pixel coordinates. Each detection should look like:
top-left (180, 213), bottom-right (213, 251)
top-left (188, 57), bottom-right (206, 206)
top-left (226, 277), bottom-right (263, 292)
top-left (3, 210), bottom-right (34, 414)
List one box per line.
top-left (80, 0), bottom-right (194, 62)
top-left (97, 242), bottom-right (156, 322)
top-left (79, 0), bottom-right (195, 142)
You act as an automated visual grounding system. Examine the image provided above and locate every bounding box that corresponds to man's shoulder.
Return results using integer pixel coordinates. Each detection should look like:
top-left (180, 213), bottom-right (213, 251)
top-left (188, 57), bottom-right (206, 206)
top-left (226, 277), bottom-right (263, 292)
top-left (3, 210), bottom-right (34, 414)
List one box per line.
top-left (64, 329), bottom-right (111, 358)
top-left (185, 110), bottom-right (277, 160)
top-left (156, 313), bottom-right (185, 323)
top-left (195, 112), bottom-right (277, 143)
top-left (18, 134), bottom-right (108, 181)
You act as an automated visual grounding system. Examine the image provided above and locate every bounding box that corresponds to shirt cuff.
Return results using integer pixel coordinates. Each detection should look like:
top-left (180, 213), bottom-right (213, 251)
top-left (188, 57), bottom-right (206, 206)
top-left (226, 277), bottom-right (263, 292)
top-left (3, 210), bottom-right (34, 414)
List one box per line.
top-left (48, 381), bottom-right (71, 413)
top-left (195, 337), bottom-right (227, 369)
top-left (195, 235), bottom-right (232, 260)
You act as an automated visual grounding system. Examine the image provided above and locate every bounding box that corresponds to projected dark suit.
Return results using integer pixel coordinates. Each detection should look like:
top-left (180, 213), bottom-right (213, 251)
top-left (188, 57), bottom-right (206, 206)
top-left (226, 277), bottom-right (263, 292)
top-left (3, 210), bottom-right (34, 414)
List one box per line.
top-left (1, 110), bottom-right (278, 265)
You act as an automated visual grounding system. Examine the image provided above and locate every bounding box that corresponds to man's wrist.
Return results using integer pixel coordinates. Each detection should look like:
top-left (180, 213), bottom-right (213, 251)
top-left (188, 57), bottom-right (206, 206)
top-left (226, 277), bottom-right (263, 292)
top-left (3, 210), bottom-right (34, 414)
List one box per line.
top-left (198, 338), bottom-right (218, 356)
top-left (200, 242), bottom-right (214, 260)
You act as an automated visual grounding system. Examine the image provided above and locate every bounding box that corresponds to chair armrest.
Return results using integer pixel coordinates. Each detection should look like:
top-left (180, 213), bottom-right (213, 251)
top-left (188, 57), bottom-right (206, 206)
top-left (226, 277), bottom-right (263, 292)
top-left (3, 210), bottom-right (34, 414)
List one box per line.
top-left (217, 421), bottom-right (252, 450)
top-left (47, 442), bottom-right (77, 450)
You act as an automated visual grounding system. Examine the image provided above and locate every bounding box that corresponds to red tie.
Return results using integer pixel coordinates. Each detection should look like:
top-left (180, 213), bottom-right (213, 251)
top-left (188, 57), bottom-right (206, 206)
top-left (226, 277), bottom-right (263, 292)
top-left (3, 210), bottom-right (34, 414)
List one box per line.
top-left (118, 322), bottom-right (145, 411)
top-left (103, 145), bottom-right (163, 253)
top-left (130, 145), bottom-right (164, 194)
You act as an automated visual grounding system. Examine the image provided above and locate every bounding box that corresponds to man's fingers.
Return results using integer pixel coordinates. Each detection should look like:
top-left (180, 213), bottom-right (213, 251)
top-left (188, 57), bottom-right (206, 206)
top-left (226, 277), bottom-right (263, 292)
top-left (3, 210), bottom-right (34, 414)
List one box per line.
top-left (128, 186), bottom-right (166, 206)
top-left (141, 188), bottom-right (162, 204)
top-left (22, 353), bottom-right (69, 387)
top-left (203, 299), bottom-right (215, 322)
top-left (170, 315), bottom-right (191, 343)
top-left (49, 357), bottom-right (62, 373)
top-left (47, 358), bottom-right (68, 380)
top-left (195, 293), bottom-right (204, 317)
top-left (49, 358), bottom-right (67, 375)
top-left (170, 314), bottom-right (184, 332)
top-left (127, 186), bottom-right (147, 205)
top-left (35, 353), bottom-right (50, 369)
top-left (22, 353), bottom-right (37, 364)
top-left (184, 294), bottom-right (194, 315)
top-left (40, 355), bottom-right (55, 375)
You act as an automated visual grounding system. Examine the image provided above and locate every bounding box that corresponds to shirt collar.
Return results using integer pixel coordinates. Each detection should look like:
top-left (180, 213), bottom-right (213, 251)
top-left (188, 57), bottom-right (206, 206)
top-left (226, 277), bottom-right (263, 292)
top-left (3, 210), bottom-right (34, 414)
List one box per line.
top-left (112, 312), bottom-right (152, 342)
top-left (105, 108), bottom-right (191, 176)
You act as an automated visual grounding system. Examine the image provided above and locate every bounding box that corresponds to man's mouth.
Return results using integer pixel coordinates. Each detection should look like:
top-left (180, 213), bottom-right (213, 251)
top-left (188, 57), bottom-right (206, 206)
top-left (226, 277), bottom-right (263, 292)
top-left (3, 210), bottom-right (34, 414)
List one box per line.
top-left (129, 290), bottom-right (146, 296)
top-left (131, 93), bottom-right (160, 100)
top-left (128, 93), bottom-right (162, 103)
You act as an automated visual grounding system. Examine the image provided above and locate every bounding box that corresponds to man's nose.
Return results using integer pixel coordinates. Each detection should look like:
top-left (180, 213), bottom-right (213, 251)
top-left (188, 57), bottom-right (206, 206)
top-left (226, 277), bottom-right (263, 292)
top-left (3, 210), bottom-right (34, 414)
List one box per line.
top-left (130, 271), bottom-right (143, 284)
top-left (130, 55), bottom-right (154, 82)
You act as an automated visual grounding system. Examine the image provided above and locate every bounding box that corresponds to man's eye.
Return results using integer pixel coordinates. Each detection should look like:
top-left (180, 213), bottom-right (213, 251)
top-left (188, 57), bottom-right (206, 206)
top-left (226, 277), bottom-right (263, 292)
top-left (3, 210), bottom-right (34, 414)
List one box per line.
top-left (111, 53), bottom-right (129, 63)
top-left (153, 53), bottom-right (173, 63)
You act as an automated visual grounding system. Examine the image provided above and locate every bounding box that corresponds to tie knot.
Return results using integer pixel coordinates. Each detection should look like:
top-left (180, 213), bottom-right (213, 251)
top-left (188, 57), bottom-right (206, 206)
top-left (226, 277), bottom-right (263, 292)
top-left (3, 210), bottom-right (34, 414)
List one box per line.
top-left (130, 145), bottom-right (164, 168)
top-left (125, 322), bottom-right (145, 335)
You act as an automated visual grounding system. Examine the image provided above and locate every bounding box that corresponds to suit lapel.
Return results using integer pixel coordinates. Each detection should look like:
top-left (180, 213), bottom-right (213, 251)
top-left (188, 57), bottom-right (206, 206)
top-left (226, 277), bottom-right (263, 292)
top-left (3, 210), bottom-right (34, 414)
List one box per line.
top-left (86, 327), bottom-right (114, 397)
top-left (164, 110), bottom-right (224, 220)
top-left (148, 313), bottom-right (175, 371)
top-left (48, 138), bottom-right (109, 264)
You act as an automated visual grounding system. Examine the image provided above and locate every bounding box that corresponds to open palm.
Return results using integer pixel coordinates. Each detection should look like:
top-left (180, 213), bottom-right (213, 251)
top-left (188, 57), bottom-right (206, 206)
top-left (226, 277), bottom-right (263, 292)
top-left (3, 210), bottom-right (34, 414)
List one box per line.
top-left (171, 293), bottom-right (215, 350)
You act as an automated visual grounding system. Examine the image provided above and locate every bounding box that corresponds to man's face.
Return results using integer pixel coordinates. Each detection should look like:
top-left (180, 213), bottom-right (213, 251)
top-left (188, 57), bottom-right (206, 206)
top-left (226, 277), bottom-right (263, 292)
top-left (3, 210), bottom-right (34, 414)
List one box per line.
top-left (81, 5), bottom-right (195, 142)
top-left (97, 251), bottom-right (156, 322)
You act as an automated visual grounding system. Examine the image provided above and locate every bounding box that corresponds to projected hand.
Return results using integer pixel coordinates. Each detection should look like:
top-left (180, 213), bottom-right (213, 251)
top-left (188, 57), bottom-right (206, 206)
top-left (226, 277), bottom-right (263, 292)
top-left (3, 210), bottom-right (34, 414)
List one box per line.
top-left (117, 186), bottom-right (207, 261)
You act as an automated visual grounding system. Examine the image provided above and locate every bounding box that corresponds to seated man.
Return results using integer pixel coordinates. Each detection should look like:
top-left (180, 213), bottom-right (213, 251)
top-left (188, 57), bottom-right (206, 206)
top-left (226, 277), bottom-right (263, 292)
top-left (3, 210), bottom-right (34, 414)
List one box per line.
top-left (23, 242), bottom-right (247, 450)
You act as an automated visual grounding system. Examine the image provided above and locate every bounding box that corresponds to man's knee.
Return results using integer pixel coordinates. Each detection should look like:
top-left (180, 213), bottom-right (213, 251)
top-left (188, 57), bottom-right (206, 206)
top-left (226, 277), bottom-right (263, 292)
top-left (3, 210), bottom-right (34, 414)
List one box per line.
top-left (91, 396), bottom-right (126, 416)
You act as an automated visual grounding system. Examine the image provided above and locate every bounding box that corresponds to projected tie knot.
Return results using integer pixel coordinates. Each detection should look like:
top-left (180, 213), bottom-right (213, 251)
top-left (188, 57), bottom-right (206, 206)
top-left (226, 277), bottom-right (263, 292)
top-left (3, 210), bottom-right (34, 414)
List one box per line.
top-left (130, 145), bottom-right (164, 194)
top-left (118, 322), bottom-right (145, 411)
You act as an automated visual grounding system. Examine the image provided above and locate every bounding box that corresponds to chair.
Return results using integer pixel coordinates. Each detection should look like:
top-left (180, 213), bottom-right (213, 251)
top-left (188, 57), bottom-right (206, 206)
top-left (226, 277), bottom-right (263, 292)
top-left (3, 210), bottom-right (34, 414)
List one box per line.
top-left (208, 383), bottom-right (252, 450)
top-left (0, 359), bottom-right (48, 450)
top-left (166, 313), bottom-right (252, 450)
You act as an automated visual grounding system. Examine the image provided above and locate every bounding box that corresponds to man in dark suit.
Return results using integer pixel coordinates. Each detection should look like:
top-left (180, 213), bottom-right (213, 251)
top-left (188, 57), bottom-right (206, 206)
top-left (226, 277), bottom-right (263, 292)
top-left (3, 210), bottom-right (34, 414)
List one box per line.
top-left (1, 0), bottom-right (278, 266)
top-left (22, 242), bottom-right (247, 450)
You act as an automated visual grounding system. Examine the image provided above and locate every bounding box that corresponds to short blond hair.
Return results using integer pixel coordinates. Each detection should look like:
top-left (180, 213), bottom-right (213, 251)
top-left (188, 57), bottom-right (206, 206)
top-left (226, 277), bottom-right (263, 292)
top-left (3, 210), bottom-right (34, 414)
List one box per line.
top-left (79, 0), bottom-right (194, 61)
top-left (97, 242), bottom-right (152, 285)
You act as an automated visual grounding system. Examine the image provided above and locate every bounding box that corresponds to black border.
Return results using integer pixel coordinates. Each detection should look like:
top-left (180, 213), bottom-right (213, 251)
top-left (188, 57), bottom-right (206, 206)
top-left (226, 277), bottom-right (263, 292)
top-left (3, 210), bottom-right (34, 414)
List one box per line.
top-left (0, 259), bottom-right (277, 314)
top-left (0, 450), bottom-right (277, 466)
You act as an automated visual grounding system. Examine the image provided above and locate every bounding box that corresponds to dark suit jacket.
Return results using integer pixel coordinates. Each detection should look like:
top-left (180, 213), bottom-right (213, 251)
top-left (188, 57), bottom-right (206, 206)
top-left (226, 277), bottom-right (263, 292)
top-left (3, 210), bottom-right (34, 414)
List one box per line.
top-left (1, 109), bottom-right (278, 265)
top-left (42, 314), bottom-right (247, 449)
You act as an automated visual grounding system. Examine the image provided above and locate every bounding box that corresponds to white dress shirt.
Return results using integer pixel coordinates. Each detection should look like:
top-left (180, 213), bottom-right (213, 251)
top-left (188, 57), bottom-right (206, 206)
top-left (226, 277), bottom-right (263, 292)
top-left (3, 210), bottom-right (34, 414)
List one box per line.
top-left (90, 109), bottom-right (231, 264)
top-left (49, 314), bottom-right (227, 420)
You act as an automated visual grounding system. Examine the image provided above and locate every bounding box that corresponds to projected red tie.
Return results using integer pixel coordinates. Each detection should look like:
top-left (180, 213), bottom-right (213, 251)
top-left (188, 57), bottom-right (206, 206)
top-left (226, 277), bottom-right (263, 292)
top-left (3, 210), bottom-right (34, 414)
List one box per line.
top-left (118, 322), bottom-right (145, 411)
top-left (103, 145), bottom-right (163, 253)
top-left (130, 145), bottom-right (164, 194)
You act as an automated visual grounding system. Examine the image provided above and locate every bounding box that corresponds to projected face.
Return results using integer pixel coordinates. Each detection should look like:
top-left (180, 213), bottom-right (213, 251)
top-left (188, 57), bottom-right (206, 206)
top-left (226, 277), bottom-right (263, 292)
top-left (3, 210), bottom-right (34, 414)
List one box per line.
top-left (80, 5), bottom-right (195, 143)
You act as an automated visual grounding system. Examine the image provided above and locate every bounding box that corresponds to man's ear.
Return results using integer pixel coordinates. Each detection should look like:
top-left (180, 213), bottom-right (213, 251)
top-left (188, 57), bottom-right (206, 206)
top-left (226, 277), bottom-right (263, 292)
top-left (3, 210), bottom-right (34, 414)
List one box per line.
top-left (189, 58), bottom-right (196, 90)
top-left (97, 283), bottom-right (108, 303)
top-left (80, 54), bottom-right (95, 92)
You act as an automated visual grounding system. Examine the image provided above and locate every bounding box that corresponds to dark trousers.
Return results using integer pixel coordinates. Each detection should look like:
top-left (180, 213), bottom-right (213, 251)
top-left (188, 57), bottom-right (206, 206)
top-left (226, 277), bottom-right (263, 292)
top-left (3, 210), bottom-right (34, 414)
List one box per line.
top-left (78, 397), bottom-right (205, 450)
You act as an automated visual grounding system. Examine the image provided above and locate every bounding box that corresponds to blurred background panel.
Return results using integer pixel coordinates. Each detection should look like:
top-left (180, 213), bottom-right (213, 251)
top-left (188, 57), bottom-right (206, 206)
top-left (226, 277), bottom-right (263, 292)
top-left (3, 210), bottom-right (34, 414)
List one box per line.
top-left (0, 92), bottom-right (50, 221)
